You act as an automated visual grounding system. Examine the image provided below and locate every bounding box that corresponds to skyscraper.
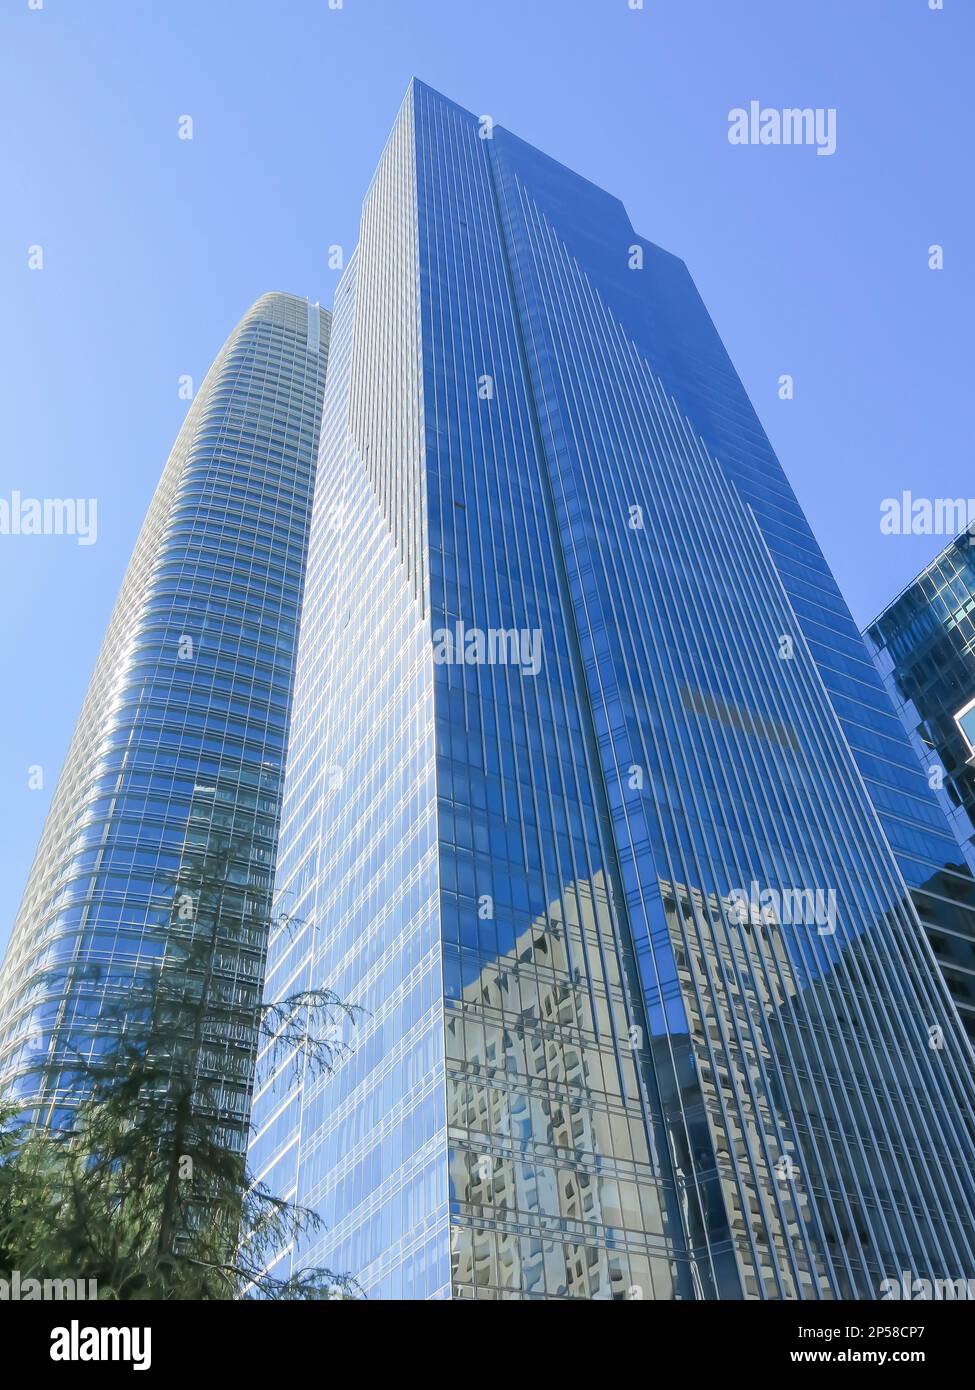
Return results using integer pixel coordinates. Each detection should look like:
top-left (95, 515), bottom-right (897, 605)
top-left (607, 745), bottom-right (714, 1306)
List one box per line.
top-left (248, 82), bottom-right (975, 1301)
top-left (866, 532), bottom-right (975, 1038)
top-left (0, 292), bottom-right (329, 1154)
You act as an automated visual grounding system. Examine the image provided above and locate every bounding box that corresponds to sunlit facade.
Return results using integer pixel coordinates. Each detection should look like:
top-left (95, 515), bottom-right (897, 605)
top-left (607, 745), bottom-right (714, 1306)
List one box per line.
top-left (0, 292), bottom-right (329, 1151)
top-left (249, 81), bottom-right (975, 1299)
top-left (866, 532), bottom-right (975, 1040)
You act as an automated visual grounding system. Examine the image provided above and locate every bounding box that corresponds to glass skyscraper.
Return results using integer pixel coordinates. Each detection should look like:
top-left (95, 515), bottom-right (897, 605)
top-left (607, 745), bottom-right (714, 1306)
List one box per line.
top-left (0, 292), bottom-right (329, 1153)
top-left (248, 82), bottom-right (975, 1300)
top-left (866, 532), bottom-right (975, 1039)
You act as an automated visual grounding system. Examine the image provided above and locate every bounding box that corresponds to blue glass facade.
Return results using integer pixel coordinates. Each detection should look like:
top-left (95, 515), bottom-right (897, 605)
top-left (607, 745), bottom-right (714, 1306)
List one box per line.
top-left (249, 82), bottom-right (975, 1299)
top-left (866, 533), bottom-right (975, 1040)
top-left (0, 292), bottom-right (329, 1151)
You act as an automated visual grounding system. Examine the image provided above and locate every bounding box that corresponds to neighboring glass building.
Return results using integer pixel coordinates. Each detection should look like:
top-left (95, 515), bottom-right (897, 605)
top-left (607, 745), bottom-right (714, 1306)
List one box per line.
top-left (0, 292), bottom-right (330, 1154)
top-left (249, 81), bottom-right (975, 1301)
top-left (865, 532), bottom-right (975, 1039)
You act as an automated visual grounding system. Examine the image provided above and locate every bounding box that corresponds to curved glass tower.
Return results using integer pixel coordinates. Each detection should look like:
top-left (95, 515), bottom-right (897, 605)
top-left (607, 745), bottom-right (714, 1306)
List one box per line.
top-left (249, 82), bottom-right (975, 1300)
top-left (0, 291), bottom-right (330, 1152)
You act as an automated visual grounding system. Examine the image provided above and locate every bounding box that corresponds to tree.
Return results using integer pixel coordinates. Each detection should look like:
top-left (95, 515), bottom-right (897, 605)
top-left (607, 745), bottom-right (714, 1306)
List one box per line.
top-left (0, 838), bottom-right (360, 1299)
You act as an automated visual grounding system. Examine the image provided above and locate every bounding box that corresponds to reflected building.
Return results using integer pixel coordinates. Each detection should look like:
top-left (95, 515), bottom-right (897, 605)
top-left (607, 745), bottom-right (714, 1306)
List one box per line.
top-left (0, 293), bottom-right (329, 1153)
top-left (866, 533), bottom-right (975, 1039)
top-left (248, 81), bottom-right (975, 1299)
top-left (445, 875), bottom-right (692, 1300)
top-left (657, 880), bottom-right (815, 1300)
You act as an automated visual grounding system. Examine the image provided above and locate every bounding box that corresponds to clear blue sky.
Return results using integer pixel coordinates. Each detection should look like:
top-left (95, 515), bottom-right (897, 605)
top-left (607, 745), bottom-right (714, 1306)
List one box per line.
top-left (1, 0), bottom-right (971, 952)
